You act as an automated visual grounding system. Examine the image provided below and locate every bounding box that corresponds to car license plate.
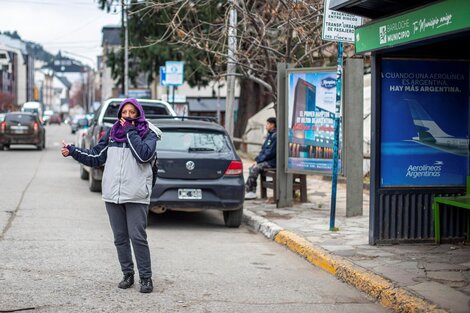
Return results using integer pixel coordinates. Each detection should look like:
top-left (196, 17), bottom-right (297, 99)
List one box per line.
top-left (178, 189), bottom-right (202, 199)
top-left (11, 126), bottom-right (28, 134)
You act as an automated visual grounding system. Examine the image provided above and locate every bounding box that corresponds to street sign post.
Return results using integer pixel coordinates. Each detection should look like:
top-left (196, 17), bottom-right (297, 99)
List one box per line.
top-left (159, 66), bottom-right (168, 86)
top-left (165, 61), bottom-right (184, 86)
top-left (164, 61), bottom-right (184, 109)
top-left (322, 0), bottom-right (362, 43)
top-left (322, 0), bottom-right (362, 231)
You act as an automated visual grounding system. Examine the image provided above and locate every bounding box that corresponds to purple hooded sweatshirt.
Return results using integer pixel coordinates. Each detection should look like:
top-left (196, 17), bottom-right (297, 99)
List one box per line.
top-left (110, 98), bottom-right (149, 143)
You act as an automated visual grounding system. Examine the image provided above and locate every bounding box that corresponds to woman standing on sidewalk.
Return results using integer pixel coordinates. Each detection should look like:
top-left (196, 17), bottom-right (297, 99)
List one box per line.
top-left (61, 98), bottom-right (159, 293)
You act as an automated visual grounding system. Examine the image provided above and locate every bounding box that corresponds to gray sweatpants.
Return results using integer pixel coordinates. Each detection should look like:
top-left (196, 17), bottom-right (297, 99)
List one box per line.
top-left (105, 202), bottom-right (152, 279)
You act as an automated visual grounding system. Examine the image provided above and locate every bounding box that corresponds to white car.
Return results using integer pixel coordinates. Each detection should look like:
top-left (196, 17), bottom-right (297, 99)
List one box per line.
top-left (43, 110), bottom-right (54, 125)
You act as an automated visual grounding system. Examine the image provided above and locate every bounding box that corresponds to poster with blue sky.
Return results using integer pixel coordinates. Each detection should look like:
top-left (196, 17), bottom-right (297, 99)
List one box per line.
top-left (286, 68), bottom-right (340, 174)
top-left (381, 59), bottom-right (469, 187)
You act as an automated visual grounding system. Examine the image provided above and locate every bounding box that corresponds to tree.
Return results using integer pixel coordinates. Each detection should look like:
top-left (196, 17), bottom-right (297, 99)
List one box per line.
top-left (98, 0), bottom-right (351, 139)
top-left (98, 0), bottom-right (213, 89)
top-left (2, 31), bottom-right (21, 40)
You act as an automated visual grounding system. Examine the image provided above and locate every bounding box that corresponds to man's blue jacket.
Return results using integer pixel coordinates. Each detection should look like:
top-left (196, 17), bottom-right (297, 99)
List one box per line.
top-left (255, 128), bottom-right (277, 168)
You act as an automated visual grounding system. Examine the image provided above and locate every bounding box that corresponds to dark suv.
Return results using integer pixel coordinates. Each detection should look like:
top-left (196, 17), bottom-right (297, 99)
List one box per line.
top-left (80, 98), bottom-right (176, 191)
top-left (148, 117), bottom-right (245, 227)
top-left (0, 112), bottom-right (46, 150)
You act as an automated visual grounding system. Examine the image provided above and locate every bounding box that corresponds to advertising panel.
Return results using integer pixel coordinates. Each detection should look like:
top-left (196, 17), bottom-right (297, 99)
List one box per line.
top-left (355, 0), bottom-right (470, 53)
top-left (286, 68), bottom-right (341, 174)
top-left (380, 58), bottom-right (469, 187)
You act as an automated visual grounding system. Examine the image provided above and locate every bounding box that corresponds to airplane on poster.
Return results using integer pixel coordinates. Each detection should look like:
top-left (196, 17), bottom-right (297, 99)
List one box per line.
top-left (406, 99), bottom-right (469, 156)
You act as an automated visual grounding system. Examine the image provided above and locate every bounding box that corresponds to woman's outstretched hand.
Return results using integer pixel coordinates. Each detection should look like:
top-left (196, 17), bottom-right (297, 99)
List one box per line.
top-left (61, 140), bottom-right (70, 157)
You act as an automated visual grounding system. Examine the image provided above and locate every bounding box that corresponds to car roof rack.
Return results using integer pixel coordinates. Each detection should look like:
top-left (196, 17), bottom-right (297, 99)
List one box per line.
top-left (149, 115), bottom-right (218, 123)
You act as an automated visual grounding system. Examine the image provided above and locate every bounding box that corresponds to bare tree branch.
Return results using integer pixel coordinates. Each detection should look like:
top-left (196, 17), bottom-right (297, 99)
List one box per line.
top-left (131, 0), bottom-right (341, 99)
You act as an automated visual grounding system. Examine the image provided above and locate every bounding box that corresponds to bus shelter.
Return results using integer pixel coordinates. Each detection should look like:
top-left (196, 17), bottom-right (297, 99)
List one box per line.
top-left (332, 0), bottom-right (470, 243)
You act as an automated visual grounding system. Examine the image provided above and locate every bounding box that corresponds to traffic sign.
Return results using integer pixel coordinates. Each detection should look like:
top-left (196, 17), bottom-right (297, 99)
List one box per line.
top-left (159, 66), bottom-right (168, 86)
top-left (322, 0), bottom-right (362, 43)
top-left (165, 61), bottom-right (184, 86)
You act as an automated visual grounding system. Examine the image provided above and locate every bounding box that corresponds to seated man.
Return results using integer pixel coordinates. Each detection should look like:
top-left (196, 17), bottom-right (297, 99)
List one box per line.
top-left (245, 117), bottom-right (277, 200)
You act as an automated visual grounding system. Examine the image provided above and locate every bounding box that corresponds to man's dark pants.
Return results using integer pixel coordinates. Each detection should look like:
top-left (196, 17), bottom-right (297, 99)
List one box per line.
top-left (245, 161), bottom-right (271, 192)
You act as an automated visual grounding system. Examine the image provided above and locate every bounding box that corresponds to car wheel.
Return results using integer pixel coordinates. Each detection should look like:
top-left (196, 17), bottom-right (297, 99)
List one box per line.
top-left (80, 164), bottom-right (89, 180)
top-left (223, 207), bottom-right (243, 228)
top-left (0, 144), bottom-right (4, 150)
top-left (89, 168), bottom-right (101, 192)
top-left (36, 143), bottom-right (43, 151)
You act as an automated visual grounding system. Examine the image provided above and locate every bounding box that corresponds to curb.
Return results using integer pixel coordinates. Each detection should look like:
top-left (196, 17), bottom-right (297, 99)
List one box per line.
top-left (243, 209), bottom-right (448, 313)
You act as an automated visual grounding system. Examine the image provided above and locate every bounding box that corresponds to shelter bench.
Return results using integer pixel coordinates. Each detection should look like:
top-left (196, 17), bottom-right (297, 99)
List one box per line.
top-left (433, 176), bottom-right (470, 243)
top-left (260, 168), bottom-right (308, 202)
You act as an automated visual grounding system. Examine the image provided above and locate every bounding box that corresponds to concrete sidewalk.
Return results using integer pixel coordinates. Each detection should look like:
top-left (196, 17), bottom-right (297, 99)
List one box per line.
top-left (241, 158), bottom-right (470, 313)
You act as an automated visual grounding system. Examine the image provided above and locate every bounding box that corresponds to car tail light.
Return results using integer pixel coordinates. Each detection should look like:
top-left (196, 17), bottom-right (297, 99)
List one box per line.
top-left (0, 121), bottom-right (5, 133)
top-left (224, 160), bottom-right (243, 176)
top-left (33, 122), bottom-right (38, 132)
top-left (98, 130), bottom-right (106, 140)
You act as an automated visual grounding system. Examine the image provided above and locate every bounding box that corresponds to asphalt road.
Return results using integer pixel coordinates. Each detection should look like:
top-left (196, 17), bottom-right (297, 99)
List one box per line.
top-left (0, 123), bottom-right (389, 313)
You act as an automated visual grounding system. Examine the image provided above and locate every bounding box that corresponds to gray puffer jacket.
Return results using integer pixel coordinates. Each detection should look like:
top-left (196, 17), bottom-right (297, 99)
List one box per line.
top-left (68, 125), bottom-right (159, 204)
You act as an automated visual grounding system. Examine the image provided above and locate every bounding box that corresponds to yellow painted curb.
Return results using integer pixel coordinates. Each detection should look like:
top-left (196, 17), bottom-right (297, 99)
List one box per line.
top-left (273, 230), bottom-right (449, 313)
top-left (379, 287), bottom-right (447, 313)
top-left (275, 230), bottom-right (337, 274)
top-left (335, 259), bottom-right (392, 299)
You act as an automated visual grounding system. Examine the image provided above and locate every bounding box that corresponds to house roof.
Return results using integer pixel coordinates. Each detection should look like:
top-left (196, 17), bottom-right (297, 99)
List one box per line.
top-left (44, 52), bottom-right (85, 72)
top-left (102, 26), bottom-right (121, 46)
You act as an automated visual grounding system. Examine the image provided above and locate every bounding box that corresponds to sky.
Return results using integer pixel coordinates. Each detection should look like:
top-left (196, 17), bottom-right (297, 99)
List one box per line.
top-left (0, 0), bottom-right (122, 68)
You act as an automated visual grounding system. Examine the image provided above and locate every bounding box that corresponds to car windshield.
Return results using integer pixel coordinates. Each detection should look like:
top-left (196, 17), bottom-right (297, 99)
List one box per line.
top-left (5, 114), bottom-right (35, 123)
top-left (104, 101), bottom-right (169, 121)
top-left (158, 130), bottom-right (231, 153)
top-left (22, 108), bottom-right (38, 114)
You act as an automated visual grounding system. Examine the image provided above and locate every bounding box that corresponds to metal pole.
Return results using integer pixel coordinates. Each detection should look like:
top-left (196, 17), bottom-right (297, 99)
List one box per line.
top-left (87, 70), bottom-right (91, 113)
top-left (81, 72), bottom-right (86, 112)
top-left (216, 80), bottom-right (221, 124)
top-left (330, 42), bottom-right (343, 231)
top-left (225, 0), bottom-right (237, 136)
top-left (277, 63), bottom-right (294, 208)
top-left (123, 0), bottom-right (129, 97)
top-left (172, 86), bottom-right (175, 110)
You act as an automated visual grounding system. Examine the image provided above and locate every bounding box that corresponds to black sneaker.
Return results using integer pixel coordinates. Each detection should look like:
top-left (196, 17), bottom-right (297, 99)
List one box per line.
top-left (139, 277), bottom-right (153, 293)
top-left (118, 273), bottom-right (134, 289)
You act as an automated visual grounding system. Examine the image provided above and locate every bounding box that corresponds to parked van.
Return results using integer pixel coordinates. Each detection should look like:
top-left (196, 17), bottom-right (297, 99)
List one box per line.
top-left (22, 102), bottom-right (43, 123)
